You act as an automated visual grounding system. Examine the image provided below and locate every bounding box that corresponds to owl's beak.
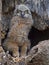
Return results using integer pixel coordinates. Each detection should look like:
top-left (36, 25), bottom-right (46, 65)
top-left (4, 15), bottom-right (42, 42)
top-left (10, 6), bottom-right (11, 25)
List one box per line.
top-left (21, 12), bottom-right (25, 18)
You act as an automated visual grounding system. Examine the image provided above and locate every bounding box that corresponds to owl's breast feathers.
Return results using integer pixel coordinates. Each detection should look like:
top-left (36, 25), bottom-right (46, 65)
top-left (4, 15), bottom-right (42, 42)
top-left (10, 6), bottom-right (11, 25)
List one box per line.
top-left (8, 16), bottom-right (33, 43)
top-left (11, 16), bottom-right (33, 27)
top-left (11, 16), bottom-right (33, 32)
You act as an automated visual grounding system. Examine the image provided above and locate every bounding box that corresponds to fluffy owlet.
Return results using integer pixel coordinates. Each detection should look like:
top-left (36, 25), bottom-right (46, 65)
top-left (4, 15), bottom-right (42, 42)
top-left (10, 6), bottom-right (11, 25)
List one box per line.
top-left (3, 4), bottom-right (33, 58)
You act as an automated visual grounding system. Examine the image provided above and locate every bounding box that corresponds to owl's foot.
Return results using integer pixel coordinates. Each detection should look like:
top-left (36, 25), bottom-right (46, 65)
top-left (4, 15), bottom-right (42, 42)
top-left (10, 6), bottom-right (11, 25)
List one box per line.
top-left (13, 53), bottom-right (19, 57)
top-left (12, 47), bottom-right (19, 58)
top-left (12, 55), bottom-right (27, 62)
top-left (12, 57), bottom-right (21, 62)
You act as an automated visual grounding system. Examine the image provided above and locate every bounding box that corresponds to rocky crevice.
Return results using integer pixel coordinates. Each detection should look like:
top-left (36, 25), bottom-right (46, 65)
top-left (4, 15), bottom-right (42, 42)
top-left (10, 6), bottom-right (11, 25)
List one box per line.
top-left (0, 0), bottom-right (49, 65)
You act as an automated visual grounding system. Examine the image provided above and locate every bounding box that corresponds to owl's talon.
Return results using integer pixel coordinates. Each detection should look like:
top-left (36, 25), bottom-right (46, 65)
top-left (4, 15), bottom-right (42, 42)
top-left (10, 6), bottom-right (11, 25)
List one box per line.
top-left (12, 57), bottom-right (21, 62)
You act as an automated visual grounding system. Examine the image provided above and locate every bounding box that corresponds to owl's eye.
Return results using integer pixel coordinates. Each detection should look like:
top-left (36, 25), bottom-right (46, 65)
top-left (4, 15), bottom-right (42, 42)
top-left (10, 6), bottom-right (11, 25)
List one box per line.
top-left (25, 10), bottom-right (28, 14)
top-left (17, 9), bottom-right (21, 14)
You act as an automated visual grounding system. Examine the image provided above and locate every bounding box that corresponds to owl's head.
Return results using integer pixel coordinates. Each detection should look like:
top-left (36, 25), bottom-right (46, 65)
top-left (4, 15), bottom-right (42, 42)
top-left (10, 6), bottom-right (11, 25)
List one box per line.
top-left (14, 4), bottom-right (31, 18)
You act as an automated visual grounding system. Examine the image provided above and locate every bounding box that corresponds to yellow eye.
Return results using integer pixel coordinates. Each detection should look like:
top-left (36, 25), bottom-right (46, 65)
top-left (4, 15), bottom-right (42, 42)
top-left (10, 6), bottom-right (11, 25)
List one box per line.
top-left (17, 9), bottom-right (21, 13)
top-left (19, 10), bottom-right (21, 13)
top-left (25, 10), bottom-right (28, 14)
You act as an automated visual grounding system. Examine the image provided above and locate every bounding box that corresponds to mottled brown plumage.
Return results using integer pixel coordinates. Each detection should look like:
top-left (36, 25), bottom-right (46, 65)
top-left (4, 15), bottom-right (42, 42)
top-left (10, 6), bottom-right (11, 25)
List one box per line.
top-left (3, 4), bottom-right (33, 58)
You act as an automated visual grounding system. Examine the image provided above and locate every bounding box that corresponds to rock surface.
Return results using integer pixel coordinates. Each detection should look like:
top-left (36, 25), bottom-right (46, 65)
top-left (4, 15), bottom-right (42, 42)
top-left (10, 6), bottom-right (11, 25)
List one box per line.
top-left (1, 0), bottom-right (49, 65)
top-left (0, 40), bottom-right (49, 65)
top-left (28, 40), bottom-right (49, 65)
top-left (2, 0), bottom-right (49, 31)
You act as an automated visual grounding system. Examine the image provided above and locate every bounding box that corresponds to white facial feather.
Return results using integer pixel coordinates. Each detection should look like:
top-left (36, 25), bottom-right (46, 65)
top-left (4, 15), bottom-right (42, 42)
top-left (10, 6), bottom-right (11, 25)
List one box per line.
top-left (14, 4), bottom-right (31, 17)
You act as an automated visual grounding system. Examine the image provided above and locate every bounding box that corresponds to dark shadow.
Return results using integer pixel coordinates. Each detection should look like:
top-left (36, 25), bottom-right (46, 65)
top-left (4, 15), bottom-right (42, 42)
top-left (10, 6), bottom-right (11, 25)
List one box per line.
top-left (28, 27), bottom-right (49, 48)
